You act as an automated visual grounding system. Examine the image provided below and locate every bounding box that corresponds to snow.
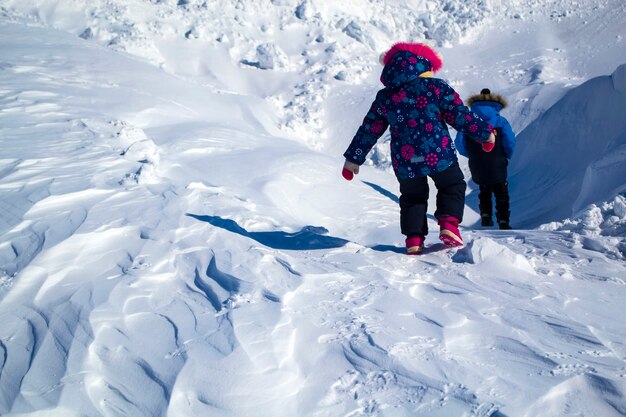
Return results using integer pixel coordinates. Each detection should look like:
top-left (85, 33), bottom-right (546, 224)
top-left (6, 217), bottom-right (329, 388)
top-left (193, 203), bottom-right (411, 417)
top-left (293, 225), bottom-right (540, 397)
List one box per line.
top-left (1, 0), bottom-right (626, 416)
top-left (508, 63), bottom-right (626, 228)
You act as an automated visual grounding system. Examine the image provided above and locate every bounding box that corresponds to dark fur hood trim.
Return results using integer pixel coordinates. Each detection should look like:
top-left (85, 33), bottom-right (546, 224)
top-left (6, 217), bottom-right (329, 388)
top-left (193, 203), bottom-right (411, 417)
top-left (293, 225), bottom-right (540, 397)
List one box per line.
top-left (467, 93), bottom-right (508, 109)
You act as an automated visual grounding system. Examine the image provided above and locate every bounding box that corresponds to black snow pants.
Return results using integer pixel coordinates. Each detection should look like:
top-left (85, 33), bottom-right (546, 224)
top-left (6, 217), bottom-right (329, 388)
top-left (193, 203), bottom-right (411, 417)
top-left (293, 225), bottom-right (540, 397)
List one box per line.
top-left (398, 162), bottom-right (466, 237)
top-left (478, 181), bottom-right (510, 223)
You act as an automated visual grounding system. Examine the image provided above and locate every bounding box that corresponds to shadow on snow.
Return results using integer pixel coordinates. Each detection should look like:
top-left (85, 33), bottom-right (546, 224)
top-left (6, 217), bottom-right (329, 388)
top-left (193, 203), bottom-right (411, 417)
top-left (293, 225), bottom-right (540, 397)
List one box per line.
top-left (362, 180), bottom-right (399, 204)
top-left (187, 213), bottom-right (350, 250)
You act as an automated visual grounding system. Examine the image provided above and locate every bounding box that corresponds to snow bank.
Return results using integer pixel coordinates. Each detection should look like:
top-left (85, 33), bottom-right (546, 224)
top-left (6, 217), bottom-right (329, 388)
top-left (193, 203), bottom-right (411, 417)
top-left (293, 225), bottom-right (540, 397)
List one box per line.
top-left (509, 63), bottom-right (626, 227)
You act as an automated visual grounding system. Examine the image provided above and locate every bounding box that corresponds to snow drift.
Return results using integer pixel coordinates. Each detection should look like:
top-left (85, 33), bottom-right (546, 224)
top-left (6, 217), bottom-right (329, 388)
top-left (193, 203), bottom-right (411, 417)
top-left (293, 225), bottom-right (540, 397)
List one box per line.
top-left (509, 63), bottom-right (626, 227)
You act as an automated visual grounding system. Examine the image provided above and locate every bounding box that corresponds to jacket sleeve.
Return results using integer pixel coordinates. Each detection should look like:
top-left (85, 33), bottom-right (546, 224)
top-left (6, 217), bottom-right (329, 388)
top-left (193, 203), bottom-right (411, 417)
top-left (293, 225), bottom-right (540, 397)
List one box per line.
top-left (343, 90), bottom-right (389, 165)
top-left (454, 132), bottom-right (469, 157)
top-left (439, 82), bottom-right (492, 142)
top-left (500, 117), bottom-right (516, 159)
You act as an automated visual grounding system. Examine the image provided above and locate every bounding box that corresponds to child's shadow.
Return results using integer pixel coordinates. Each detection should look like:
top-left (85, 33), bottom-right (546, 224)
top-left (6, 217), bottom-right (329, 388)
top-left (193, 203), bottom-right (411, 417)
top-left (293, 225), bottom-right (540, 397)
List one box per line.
top-left (362, 181), bottom-right (399, 203)
top-left (188, 180), bottom-right (437, 254)
top-left (187, 214), bottom-right (350, 250)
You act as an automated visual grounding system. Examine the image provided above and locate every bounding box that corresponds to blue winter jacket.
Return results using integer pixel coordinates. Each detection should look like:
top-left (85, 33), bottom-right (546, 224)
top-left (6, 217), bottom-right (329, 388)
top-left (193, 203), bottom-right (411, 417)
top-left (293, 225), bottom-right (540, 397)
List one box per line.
top-left (455, 101), bottom-right (515, 159)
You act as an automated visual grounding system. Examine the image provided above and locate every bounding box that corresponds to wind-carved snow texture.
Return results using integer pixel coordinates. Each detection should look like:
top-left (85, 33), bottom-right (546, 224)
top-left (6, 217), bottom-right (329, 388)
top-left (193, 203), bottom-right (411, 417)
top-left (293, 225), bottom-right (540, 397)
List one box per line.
top-left (1, 2), bottom-right (626, 417)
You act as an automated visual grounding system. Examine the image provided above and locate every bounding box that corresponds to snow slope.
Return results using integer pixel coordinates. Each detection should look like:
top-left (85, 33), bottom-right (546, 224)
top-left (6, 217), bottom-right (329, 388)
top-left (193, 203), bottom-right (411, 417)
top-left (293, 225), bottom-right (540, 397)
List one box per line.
top-left (509, 64), bottom-right (626, 227)
top-left (1, 1), bottom-right (626, 417)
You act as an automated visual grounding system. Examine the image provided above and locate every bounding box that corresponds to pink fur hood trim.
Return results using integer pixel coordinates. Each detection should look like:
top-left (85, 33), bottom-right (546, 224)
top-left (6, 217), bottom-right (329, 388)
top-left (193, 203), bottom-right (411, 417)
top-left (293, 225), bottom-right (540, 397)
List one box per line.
top-left (382, 42), bottom-right (443, 73)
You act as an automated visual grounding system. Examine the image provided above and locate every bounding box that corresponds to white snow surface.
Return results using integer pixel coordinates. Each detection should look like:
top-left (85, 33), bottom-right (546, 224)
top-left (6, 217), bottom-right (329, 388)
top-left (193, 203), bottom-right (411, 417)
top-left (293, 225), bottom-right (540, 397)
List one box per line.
top-left (1, 1), bottom-right (626, 416)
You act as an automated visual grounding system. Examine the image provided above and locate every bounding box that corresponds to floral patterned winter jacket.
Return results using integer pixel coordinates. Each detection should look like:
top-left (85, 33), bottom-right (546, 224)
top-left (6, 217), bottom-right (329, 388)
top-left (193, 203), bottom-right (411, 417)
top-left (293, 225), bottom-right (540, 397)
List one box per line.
top-left (344, 50), bottom-right (493, 180)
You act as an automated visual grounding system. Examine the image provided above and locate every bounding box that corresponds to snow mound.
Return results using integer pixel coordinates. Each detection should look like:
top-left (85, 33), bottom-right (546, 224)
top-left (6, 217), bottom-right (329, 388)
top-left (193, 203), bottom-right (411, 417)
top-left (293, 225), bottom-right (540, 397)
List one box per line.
top-left (116, 123), bottom-right (162, 185)
top-left (540, 194), bottom-right (626, 258)
top-left (523, 373), bottom-right (626, 417)
top-left (509, 63), bottom-right (626, 227)
top-left (241, 43), bottom-right (291, 71)
top-left (455, 236), bottom-right (536, 274)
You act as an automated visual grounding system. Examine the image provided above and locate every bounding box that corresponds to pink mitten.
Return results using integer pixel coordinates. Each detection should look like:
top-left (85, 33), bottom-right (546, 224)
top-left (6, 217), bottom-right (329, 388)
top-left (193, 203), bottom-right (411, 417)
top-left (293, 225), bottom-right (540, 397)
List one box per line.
top-left (342, 168), bottom-right (354, 181)
top-left (482, 129), bottom-right (496, 152)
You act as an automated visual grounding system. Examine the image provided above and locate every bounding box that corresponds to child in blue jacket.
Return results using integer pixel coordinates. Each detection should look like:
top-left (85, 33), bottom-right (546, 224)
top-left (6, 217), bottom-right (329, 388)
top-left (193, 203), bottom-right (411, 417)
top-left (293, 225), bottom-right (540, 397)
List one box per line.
top-left (342, 43), bottom-right (495, 254)
top-left (454, 88), bottom-right (516, 229)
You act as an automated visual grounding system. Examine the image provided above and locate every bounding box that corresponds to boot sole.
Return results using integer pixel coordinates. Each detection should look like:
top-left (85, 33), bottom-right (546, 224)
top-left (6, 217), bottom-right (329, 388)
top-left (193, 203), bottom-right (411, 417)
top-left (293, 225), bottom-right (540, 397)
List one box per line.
top-left (407, 245), bottom-right (424, 255)
top-left (440, 230), bottom-right (463, 247)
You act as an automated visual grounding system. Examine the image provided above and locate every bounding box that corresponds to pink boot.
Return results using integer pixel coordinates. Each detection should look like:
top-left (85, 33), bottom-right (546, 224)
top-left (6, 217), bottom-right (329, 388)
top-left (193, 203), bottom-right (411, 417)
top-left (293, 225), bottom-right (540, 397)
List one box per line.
top-left (438, 215), bottom-right (463, 247)
top-left (405, 236), bottom-right (425, 255)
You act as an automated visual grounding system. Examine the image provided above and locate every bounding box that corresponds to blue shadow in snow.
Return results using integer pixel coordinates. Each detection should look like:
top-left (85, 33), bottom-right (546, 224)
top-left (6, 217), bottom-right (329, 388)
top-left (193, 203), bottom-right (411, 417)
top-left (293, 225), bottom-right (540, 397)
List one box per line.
top-left (369, 244), bottom-right (405, 254)
top-left (371, 242), bottom-right (451, 255)
top-left (187, 214), bottom-right (350, 250)
top-left (360, 181), bottom-right (403, 254)
top-left (362, 181), bottom-right (399, 203)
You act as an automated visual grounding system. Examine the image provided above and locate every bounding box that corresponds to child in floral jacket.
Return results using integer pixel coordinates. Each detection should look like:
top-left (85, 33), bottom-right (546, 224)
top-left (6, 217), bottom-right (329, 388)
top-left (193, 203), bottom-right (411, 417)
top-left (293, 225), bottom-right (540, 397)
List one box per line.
top-left (342, 42), bottom-right (495, 254)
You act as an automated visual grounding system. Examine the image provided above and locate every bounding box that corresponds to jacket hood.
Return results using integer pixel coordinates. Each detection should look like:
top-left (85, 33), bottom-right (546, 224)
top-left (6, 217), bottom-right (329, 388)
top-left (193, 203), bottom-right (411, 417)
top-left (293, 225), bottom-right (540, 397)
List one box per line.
top-left (470, 102), bottom-right (500, 122)
top-left (380, 43), bottom-right (443, 87)
top-left (379, 51), bottom-right (434, 87)
top-left (467, 90), bottom-right (508, 109)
